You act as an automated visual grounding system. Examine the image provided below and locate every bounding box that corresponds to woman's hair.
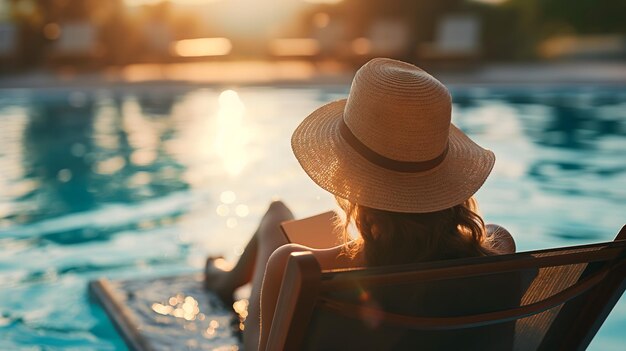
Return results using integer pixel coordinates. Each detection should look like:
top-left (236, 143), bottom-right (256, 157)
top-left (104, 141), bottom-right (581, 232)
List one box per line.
top-left (336, 196), bottom-right (498, 266)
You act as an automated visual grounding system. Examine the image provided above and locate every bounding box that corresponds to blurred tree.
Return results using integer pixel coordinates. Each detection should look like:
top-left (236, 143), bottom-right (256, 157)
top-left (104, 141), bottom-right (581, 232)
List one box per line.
top-left (507, 0), bottom-right (626, 38)
top-left (500, 0), bottom-right (626, 59)
top-left (98, 0), bottom-right (134, 66)
top-left (538, 0), bottom-right (626, 35)
top-left (8, 0), bottom-right (46, 68)
top-left (468, 1), bottom-right (531, 60)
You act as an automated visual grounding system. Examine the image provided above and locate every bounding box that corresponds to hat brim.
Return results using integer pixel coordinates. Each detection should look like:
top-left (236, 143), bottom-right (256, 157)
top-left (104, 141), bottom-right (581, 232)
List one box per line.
top-left (291, 99), bottom-right (495, 213)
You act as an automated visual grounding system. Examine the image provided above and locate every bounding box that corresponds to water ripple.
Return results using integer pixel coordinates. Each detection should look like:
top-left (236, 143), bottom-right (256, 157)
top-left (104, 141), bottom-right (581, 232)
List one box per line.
top-left (0, 190), bottom-right (211, 240)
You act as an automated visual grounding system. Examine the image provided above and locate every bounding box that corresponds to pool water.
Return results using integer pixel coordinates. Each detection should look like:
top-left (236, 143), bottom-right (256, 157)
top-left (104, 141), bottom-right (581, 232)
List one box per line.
top-left (0, 84), bottom-right (625, 350)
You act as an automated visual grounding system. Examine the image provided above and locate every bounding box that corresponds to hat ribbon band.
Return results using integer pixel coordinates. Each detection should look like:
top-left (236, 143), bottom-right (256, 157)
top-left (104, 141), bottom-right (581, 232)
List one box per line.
top-left (339, 120), bottom-right (448, 173)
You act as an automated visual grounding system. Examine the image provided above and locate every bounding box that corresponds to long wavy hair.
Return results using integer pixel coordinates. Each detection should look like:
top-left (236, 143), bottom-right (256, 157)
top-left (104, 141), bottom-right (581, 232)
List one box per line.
top-left (336, 196), bottom-right (498, 266)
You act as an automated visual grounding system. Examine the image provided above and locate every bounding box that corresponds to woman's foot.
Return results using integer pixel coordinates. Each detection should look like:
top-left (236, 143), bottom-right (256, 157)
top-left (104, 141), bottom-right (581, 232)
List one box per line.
top-left (204, 257), bottom-right (235, 307)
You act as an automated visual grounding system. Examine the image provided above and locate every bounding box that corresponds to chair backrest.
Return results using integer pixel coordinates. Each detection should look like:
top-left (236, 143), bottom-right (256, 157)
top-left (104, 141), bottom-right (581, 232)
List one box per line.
top-left (266, 225), bottom-right (626, 351)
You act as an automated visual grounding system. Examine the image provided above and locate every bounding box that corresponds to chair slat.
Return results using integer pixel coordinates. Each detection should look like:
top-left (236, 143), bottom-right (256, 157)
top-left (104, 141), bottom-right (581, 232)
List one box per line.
top-left (320, 244), bottom-right (626, 292)
top-left (317, 262), bottom-right (618, 330)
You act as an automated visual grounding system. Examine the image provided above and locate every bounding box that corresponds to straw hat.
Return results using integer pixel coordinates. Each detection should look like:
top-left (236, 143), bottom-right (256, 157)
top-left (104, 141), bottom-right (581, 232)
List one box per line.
top-left (291, 58), bottom-right (495, 213)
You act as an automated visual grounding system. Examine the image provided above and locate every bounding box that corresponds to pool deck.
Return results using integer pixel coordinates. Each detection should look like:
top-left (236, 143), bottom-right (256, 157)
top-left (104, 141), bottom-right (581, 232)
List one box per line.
top-left (1, 60), bottom-right (626, 89)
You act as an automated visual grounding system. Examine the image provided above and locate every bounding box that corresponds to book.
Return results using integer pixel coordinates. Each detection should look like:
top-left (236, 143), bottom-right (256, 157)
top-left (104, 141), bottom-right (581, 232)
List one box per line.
top-left (279, 211), bottom-right (343, 249)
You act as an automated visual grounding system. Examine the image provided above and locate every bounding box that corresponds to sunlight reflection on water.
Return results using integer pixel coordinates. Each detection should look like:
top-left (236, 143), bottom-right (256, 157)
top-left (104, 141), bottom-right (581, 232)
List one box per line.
top-left (215, 90), bottom-right (249, 176)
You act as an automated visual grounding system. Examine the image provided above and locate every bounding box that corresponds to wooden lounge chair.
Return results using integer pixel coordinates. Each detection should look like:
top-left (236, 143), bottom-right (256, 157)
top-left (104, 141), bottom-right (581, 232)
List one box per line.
top-left (266, 225), bottom-right (626, 351)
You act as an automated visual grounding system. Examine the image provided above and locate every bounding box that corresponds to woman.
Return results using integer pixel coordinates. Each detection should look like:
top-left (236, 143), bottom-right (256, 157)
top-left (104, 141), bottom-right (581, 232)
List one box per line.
top-left (205, 58), bottom-right (515, 351)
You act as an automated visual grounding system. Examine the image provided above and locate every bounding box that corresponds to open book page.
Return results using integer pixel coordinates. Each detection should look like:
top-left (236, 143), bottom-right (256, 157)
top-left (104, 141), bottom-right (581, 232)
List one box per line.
top-left (279, 211), bottom-right (343, 249)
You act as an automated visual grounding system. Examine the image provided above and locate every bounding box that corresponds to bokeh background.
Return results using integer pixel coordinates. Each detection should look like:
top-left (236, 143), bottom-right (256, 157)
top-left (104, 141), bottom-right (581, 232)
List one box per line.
top-left (1, 0), bottom-right (625, 79)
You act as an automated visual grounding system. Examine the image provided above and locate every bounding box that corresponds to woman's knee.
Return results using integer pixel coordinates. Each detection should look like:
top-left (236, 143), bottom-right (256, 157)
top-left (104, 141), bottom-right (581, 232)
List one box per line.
top-left (261, 201), bottom-right (294, 228)
top-left (258, 201), bottom-right (294, 243)
top-left (267, 200), bottom-right (293, 219)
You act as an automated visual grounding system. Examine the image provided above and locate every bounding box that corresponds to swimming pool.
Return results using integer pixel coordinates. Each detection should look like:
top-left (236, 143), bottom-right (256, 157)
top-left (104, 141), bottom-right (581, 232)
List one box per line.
top-left (0, 84), bottom-right (625, 349)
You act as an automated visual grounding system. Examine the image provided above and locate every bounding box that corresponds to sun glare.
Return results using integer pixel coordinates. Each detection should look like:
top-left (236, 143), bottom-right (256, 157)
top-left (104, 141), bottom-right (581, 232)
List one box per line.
top-left (125, 0), bottom-right (222, 6)
top-left (125, 0), bottom-right (342, 41)
top-left (214, 90), bottom-right (249, 176)
top-left (303, 0), bottom-right (344, 4)
top-left (269, 38), bottom-right (320, 57)
top-left (171, 38), bottom-right (232, 57)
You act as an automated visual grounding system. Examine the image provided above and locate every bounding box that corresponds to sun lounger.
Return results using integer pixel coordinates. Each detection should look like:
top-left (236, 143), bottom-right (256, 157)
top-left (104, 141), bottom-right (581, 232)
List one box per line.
top-left (266, 225), bottom-right (626, 351)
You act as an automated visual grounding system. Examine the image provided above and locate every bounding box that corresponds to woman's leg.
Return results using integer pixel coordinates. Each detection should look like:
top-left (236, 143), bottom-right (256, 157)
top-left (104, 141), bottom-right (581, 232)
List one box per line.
top-left (204, 233), bottom-right (258, 305)
top-left (204, 201), bottom-right (293, 349)
top-left (243, 201), bottom-right (293, 350)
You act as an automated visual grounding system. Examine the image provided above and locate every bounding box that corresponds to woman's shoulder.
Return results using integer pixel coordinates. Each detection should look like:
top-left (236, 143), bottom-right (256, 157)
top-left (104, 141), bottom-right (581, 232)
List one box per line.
top-left (268, 243), bottom-right (365, 271)
top-left (486, 224), bottom-right (516, 255)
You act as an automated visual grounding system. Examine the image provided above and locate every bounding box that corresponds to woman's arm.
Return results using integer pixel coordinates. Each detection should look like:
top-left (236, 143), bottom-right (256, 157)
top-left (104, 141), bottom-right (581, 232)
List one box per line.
top-left (258, 243), bottom-right (308, 351)
top-left (258, 243), bottom-right (363, 350)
